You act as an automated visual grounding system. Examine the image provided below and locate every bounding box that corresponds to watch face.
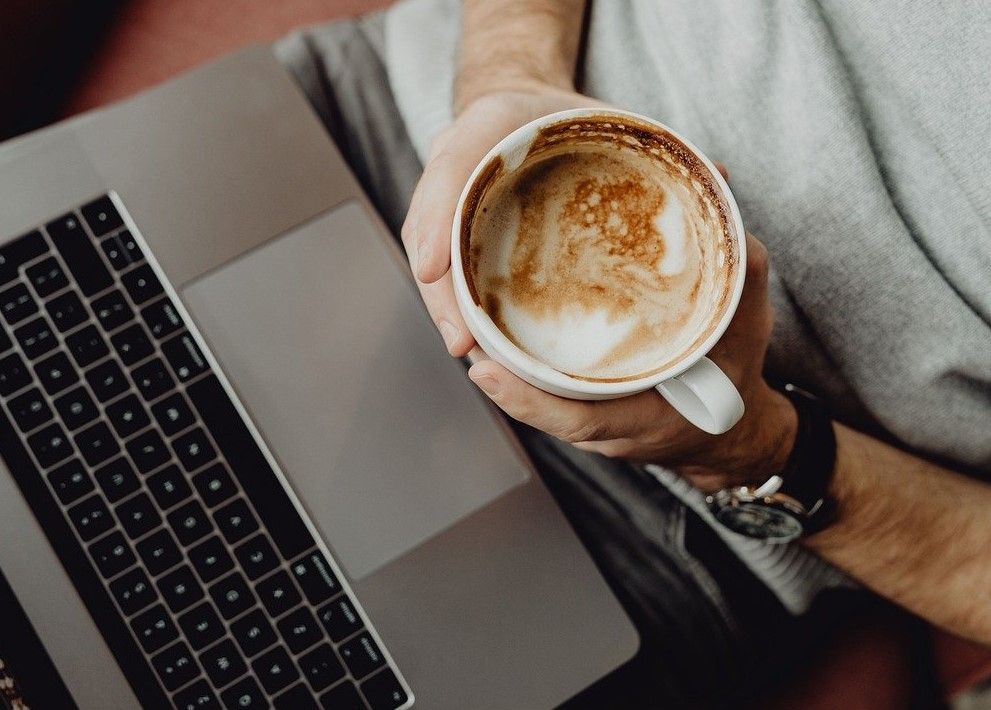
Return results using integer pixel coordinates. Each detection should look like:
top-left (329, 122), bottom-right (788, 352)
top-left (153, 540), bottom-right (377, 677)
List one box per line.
top-left (716, 502), bottom-right (803, 543)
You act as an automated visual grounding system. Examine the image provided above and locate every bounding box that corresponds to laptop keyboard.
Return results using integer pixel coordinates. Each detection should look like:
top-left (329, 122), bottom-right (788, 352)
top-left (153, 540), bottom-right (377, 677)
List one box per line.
top-left (0, 195), bottom-right (411, 710)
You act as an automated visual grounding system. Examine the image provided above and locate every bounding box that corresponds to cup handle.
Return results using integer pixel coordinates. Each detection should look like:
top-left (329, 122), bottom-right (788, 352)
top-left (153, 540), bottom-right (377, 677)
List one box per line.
top-left (655, 357), bottom-right (745, 435)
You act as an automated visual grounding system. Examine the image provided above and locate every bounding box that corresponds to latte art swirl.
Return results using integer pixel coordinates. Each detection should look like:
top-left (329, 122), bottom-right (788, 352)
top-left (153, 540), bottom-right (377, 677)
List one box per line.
top-left (463, 117), bottom-right (738, 382)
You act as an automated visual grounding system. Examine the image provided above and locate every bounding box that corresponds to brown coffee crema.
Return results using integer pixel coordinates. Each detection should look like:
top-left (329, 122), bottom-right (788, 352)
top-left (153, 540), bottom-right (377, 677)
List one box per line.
top-left (460, 115), bottom-right (739, 382)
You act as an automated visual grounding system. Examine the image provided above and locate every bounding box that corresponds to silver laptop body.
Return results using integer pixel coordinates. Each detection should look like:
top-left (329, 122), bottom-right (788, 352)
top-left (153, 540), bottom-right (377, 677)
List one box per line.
top-left (0, 47), bottom-right (637, 709)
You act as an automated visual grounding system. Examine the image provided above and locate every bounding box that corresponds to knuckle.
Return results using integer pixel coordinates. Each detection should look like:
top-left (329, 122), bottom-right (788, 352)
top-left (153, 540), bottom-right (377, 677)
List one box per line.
top-left (400, 215), bottom-right (416, 247)
top-left (557, 418), bottom-right (604, 444)
top-left (747, 240), bottom-right (770, 280)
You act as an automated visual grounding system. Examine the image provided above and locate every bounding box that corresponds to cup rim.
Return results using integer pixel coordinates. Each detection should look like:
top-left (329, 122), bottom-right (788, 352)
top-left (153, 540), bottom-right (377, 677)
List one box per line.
top-left (451, 107), bottom-right (747, 396)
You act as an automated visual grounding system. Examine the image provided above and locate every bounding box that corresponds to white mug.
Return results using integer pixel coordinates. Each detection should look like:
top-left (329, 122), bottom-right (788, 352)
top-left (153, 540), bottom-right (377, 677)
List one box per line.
top-left (451, 108), bottom-right (746, 435)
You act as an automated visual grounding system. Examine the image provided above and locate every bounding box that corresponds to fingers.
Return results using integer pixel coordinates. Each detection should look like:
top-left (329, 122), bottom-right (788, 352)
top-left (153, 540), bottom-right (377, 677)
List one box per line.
top-left (402, 101), bottom-right (527, 285)
top-left (714, 161), bottom-right (729, 181)
top-left (416, 270), bottom-right (475, 357)
top-left (468, 360), bottom-right (667, 443)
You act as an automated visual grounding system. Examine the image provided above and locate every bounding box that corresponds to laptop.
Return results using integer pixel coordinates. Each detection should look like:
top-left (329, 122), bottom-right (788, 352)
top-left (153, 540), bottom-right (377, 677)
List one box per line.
top-left (0, 47), bottom-right (637, 709)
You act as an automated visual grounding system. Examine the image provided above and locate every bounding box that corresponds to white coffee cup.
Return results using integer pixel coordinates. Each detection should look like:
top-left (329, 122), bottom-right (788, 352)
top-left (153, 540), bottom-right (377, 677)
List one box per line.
top-left (451, 108), bottom-right (746, 435)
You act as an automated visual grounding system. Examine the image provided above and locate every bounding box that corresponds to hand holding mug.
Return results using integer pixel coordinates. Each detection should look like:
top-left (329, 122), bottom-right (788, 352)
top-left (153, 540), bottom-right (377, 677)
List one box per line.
top-left (402, 95), bottom-right (796, 488)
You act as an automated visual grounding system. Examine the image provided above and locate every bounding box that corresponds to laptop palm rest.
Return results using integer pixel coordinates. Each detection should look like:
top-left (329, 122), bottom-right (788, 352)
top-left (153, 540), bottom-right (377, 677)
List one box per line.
top-left (181, 201), bottom-right (529, 580)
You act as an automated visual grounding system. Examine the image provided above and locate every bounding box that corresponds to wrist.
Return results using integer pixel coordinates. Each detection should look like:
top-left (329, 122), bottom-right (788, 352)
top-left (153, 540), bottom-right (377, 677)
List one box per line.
top-left (454, 74), bottom-right (576, 116)
top-left (725, 383), bottom-right (798, 483)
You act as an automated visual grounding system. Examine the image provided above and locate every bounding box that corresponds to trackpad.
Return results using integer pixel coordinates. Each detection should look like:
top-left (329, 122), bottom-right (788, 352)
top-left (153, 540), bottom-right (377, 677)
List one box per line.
top-left (181, 202), bottom-right (529, 579)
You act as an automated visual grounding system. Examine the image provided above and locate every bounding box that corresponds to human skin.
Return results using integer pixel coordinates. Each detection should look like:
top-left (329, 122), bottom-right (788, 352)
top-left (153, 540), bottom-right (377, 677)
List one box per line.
top-left (400, 0), bottom-right (991, 645)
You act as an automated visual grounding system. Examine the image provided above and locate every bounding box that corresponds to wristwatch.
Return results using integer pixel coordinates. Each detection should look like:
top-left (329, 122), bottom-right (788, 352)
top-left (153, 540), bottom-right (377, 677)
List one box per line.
top-left (706, 384), bottom-right (837, 543)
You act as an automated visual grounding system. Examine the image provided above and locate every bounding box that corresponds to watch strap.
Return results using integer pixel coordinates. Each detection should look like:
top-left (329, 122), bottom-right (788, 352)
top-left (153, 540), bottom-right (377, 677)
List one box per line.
top-left (777, 384), bottom-right (837, 527)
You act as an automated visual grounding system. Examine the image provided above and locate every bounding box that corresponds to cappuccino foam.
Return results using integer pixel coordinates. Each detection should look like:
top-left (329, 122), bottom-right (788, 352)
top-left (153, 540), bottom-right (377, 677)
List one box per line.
top-left (464, 117), bottom-right (738, 382)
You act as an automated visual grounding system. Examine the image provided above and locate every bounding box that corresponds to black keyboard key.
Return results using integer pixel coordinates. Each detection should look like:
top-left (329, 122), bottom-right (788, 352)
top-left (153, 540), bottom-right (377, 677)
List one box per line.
top-left (317, 595), bottom-right (364, 643)
top-left (131, 603), bottom-right (179, 653)
top-left (277, 606), bottom-right (323, 654)
top-left (290, 551), bottom-right (341, 605)
top-left (85, 359), bottom-right (129, 402)
top-left (54, 386), bottom-right (99, 430)
top-left (0, 323), bottom-right (10, 352)
top-left (188, 375), bottom-right (314, 560)
top-left (256, 570), bottom-right (301, 619)
top-left (65, 324), bottom-right (109, 367)
top-left (126, 428), bottom-right (171, 473)
top-left (151, 641), bottom-right (200, 692)
top-left (73, 420), bottom-right (120, 466)
top-left (0, 230), bottom-right (48, 286)
top-left (162, 332), bottom-right (207, 382)
top-left (132, 357), bottom-right (175, 401)
top-left (320, 682), bottom-right (365, 710)
top-left (252, 645), bottom-right (299, 695)
top-left (168, 499), bottom-right (213, 546)
top-left (117, 230), bottom-right (143, 264)
top-left (110, 567), bottom-right (157, 616)
top-left (8, 387), bottom-right (53, 432)
top-left (89, 530), bottom-right (136, 578)
top-left (137, 528), bottom-right (183, 576)
top-left (151, 392), bottom-right (195, 435)
top-left (339, 633), bottom-right (385, 680)
top-left (235, 535), bottom-right (278, 581)
top-left (142, 297), bottom-right (183, 340)
top-left (95, 457), bottom-right (141, 502)
top-left (122, 264), bottom-right (163, 304)
top-left (231, 608), bottom-right (278, 658)
top-left (47, 212), bottom-right (113, 296)
top-left (45, 291), bottom-right (87, 332)
top-left (25, 257), bottom-right (68, 298)
top-left (209, 572), bottom-right (254, 620)
top-left (158, 564), bottom-right (205, 613)
top-left (14, 317), bottom-right (57, 359)
top-left (117, 491), bottom-right (161, 539)
top-left (361, 668), bottom-right (408, 710)
top-left (213, 498), bottom-right (258, 545)
top-left (105, 393), bottom-right (151, 437)
top-left (67, 494), bottom-right (113, 541)
top-left (173, 426), bottom-right (216, 473)
top-left (0, 283), bottom-right (38, 325)
top-left (298, 644), bottom-right (345, 693)
top-left (275, 684), bottom-right (320, 710)
top-left (81, 195), bottom-right (124, 237)
top-left (188, 535), bottom-right (234, 584)
top-left (27, 421), bottom-right (73, 468)
top-left (147, 463), bottom-right (192, 510)
top-left (101, 234), bottom-right (136, 271)
top-left (111, 323), bottom-right (154, 366)
top-left (220, 677), bottom-right (266, 710)
top-left (92, 289), bottom-right (133, 332)
top-left (199, 638), bottom-right (246, 688)
top-left (0, 352), bottom-right (31, 395)
top-left (193, 462), bottom-right (237, 508)
top-left (34, 350), bottom-right (79, 395)
top-left (174, 679), bottom-right (219, 710)
top-left (47, 458), bottom-right (94, 504)
top-left (179, 601), bottom-right (226, 651)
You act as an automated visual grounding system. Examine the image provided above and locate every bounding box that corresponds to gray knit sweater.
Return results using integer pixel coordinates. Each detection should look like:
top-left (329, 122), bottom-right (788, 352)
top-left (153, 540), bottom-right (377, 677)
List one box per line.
top-left (382, 0), bottom-right (991, 612)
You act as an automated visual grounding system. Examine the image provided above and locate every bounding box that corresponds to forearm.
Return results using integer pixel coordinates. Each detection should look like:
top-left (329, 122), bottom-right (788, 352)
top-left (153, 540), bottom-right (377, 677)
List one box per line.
top-left (456, 0), bottom-right (587, 112)
top-left (806, 423), bottom-right (991, 643)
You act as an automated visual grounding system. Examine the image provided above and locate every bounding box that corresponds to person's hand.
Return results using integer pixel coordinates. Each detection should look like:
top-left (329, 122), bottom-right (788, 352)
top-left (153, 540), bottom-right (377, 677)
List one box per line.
top-left (402, 88), bottom-right (796, 491)
top-left (467, 232), bottom-right (799, 491)
top-left (401, 87), bottom-right (604, 354)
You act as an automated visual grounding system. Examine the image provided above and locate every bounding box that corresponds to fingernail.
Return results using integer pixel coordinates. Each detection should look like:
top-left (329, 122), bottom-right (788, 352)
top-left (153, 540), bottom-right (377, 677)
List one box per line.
top-left (416, 239), bottom-right (431, 280)
top-left (471, 373), bottom-right (501, 396)
top-left (437, 319), bottom-right (459, 349)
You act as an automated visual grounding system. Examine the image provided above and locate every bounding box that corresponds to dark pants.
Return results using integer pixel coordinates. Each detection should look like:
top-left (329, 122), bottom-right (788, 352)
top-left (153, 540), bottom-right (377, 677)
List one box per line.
top-left (273, 15), bottom-right (887, 709)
